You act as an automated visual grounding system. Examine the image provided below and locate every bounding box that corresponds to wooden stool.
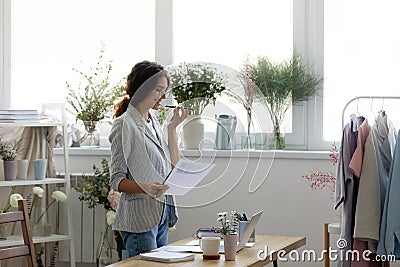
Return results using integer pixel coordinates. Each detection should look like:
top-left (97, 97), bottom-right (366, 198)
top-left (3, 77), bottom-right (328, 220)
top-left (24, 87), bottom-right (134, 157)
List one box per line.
top-left (324, 223), bottom-right (341, 267)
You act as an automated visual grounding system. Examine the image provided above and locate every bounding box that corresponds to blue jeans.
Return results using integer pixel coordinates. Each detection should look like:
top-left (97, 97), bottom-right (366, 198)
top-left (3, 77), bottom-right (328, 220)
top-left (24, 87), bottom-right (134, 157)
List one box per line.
top-left (122, 204), bottom-right (170, 258)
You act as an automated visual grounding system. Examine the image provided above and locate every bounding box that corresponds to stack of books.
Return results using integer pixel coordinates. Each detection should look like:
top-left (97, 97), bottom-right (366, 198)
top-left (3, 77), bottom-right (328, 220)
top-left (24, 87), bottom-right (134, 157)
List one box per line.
top-left (0, 110), bottom-right (40, 123)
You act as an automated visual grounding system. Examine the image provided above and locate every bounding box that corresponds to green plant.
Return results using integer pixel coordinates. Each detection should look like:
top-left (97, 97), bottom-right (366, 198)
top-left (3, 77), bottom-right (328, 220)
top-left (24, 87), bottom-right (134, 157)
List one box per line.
top-left (66, 43), bottom-right (124, 122)
top-left (247, 51), bottom-right (322, 149)
top-left (155, 106), bottom-right (168, 125)
top-left (35, 244), bottom-right (45, 267)
top-left (0, 138), bottom-right (17, 161)
top-left (167, 62), bottom-right (226, 115)
top-left (74, 158), bottom-right (112, 210)
top-left (74, 159), bottom-right (125, 262)
top-left (217, 211), bottom-right (240, 235)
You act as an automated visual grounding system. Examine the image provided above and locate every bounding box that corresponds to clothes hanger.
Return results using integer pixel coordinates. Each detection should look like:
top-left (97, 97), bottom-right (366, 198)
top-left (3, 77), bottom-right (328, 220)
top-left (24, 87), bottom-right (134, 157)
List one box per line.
top-left (379, 96), bottom-right (385, 116)
top-left (370, 96), bottom-right (375, 119)
top-left (350, 97), bottom-right (359, 122)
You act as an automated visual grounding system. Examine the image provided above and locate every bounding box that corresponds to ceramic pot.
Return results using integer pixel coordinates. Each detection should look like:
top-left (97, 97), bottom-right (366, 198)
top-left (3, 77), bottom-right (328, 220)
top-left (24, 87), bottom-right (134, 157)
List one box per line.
top-left (17, 159), bottom-right (29, 180)
top-left (224, 233), bottom-right (238, 261)
top-left (182, 116), bottom-right (204, 150)
top-left (3, 160), bottom-right (15, 181)
top-left (33, 159), bottom-right (47, 180)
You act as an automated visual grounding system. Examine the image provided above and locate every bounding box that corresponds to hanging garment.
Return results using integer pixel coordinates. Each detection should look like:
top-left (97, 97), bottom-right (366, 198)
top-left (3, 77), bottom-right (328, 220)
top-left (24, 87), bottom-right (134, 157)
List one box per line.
top-left (379, 130), bottom-right (400, 259)
top-left (353, 133), bottom-right (380, 244)
top-left (374, 112), bottom-right (393, 256)
top-left (347, 119), bottom-right (372, 267)
top-left (336, 117), bottom-right (364, 267)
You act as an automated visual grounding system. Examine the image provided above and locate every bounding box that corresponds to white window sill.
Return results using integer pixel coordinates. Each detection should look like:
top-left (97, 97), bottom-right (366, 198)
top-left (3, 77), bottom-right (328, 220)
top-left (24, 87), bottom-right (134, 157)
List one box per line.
top-left (53, 147), bottom-right (331, 160)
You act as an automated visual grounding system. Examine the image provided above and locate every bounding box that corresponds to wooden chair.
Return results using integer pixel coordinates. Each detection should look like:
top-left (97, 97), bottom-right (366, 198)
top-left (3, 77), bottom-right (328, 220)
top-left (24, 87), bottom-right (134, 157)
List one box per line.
top-left (0, 199), bottom-right (37, 267)
top-left (324, 222), bottom-right (341, 267)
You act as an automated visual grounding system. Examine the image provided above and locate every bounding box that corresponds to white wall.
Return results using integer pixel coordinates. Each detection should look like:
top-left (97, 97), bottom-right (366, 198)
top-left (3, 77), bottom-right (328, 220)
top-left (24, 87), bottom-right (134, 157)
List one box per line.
top-left (0, 0), bottom-right (10, 109)
top-left (55, 150), bottom-right (340, 266)
top-left (0, 0), bottom-right (4, 108)
top-left (170, 154), bottom-right (339, 267)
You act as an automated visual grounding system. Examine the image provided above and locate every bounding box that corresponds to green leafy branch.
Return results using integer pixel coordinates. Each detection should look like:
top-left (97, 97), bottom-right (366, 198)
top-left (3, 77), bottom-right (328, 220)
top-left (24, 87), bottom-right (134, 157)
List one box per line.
top-left (74, 158), bottom-right (112, 211)
top-left (66, 43), bottom-right (124, 122)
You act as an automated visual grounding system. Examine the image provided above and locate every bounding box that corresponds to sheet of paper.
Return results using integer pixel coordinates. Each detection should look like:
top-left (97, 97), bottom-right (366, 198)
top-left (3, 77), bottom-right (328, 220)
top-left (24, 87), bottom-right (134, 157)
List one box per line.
top-left (164, 159), bottom-right (215, 195)
top-left (185, 240), bottom-right (200, 246)
top-left (158, 246), bottom-right (199, 252)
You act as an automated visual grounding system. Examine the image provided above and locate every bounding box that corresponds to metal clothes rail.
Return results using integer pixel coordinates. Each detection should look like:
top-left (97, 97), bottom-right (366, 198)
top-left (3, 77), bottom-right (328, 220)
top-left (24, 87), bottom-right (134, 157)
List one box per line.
top-left (341, 96), bottom-right (400, 129)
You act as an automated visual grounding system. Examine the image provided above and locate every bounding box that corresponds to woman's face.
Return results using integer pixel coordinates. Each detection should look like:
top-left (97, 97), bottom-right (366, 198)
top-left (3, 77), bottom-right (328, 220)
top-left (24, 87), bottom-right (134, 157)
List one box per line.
top-left (144, 76), bottom-right (169, 110)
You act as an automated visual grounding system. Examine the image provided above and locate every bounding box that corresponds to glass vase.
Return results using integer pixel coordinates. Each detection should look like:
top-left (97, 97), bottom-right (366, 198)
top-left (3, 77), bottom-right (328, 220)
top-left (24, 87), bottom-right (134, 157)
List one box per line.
top-left (79, 121), bottom-right (100, 147)
top-left (241, 135), bottom-right (251, 150)
top-left (96, 228), bottom-right (112, 267)
top-left (0, 224), bottom-right (8, 241)
top-left (273, 130), bottom-right (285, 150)
top-left (32, 223), bottom-right (52, 237)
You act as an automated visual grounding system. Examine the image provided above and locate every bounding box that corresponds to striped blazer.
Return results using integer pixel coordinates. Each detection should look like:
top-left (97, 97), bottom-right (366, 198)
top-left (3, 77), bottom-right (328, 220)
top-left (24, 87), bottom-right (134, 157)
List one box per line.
top-left (109, 104), bottom-right (178, 233)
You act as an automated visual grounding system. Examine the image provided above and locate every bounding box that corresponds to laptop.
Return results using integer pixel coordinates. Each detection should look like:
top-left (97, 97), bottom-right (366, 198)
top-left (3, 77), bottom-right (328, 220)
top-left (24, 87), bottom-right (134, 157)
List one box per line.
top-left (189, 210), bottom-right (263, 254)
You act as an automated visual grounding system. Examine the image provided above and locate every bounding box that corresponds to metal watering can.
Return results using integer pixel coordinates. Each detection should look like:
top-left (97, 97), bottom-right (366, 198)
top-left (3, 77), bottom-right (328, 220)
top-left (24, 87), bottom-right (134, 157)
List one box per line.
top-left (215, 114), bottom-right (237, 150)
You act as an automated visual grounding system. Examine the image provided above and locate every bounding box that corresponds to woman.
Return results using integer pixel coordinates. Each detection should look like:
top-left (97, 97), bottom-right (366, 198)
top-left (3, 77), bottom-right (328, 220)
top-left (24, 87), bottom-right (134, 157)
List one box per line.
top-left (109, 60), bottom-right (188, 257)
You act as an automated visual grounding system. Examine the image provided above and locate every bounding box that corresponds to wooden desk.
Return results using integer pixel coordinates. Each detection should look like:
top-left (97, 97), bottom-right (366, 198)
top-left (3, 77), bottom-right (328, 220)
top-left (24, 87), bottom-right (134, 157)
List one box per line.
top-left (106, 235), bottom-right (306, 267)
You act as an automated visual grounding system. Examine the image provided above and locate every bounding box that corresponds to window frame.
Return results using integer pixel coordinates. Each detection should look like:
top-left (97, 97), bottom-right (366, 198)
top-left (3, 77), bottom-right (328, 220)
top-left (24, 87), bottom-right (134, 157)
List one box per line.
top-left (1, 0), bottom-right (333, 150)
top-left (1, 0), bottom-right (11, 109)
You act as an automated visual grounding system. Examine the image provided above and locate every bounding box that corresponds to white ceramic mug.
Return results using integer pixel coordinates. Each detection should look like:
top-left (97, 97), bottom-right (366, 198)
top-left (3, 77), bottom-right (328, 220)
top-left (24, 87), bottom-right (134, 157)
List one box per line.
top-left (200, 236), bottom-right (220, 256)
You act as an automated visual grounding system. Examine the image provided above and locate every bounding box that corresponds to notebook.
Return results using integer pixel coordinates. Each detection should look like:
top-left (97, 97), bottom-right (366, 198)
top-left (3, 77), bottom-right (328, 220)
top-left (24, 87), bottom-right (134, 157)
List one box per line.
top-left (140, 250), bottom-right (195, 262)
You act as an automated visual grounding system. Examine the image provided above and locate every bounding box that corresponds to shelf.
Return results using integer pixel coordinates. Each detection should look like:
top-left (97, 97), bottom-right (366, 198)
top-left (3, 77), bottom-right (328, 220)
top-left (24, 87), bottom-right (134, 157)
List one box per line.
top-left (0, 121), bottom-right (63, 127)
top-left (0, 234), bottom-right (71, 248)
top-left (0, 178), bottom-right (67, 187)
top-left (0, 111), bottom-right (75, 267)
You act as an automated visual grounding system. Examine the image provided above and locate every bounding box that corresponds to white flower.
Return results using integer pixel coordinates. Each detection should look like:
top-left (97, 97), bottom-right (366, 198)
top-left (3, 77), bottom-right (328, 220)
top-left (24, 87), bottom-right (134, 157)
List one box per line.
top-left (106, 210), bottom-right (115, 225)
top-left (10, 193), bottom-right (23, 208)
top-left (218, 212), bottom-right (227, 217)
top-left (52, 191), bottom-right (67, 202)
top-left (217, 217), bottom-right (224, 222)
top-left (32, 186), bottom-right (44, 197)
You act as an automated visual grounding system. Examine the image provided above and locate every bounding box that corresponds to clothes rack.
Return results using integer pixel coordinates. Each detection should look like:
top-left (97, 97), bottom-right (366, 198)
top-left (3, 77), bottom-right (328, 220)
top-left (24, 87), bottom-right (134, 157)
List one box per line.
top-left (336, 95), bottom-right (400, 267)
top-left (341, 96), bottom-right (400, 129)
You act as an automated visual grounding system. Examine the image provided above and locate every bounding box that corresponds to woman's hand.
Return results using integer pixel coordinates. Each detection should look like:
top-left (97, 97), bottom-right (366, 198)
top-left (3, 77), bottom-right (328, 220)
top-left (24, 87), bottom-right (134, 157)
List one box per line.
top-left (167, 105), bottom-right (189, 129)
top-left (142, 182), bottom-right (169, 199)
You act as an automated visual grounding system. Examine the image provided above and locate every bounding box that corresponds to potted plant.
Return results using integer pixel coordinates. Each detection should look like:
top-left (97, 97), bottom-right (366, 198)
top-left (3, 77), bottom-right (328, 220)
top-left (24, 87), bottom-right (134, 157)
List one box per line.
top-left (167, 62), bottom-right (226, 150)
top-left (0, 138), bottom-right (17, 181)
top-left (66, 43), bottom-right (124, 147)
top-left (217, 211), bottom-right (240, 261)
top-left (246, 51), bottom-right (322, 149)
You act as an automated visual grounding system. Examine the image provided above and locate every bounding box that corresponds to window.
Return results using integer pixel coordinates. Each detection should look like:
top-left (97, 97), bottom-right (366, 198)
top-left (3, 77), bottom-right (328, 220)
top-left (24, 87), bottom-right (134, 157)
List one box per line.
top-left (173, 0), bottom-right (293, 70)
top-left (173, 0), bottom-right (294, 145)
top-left (10, 0), bottom-right (155, 110)
top-left (324, 0), bottom-right (400, 141)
